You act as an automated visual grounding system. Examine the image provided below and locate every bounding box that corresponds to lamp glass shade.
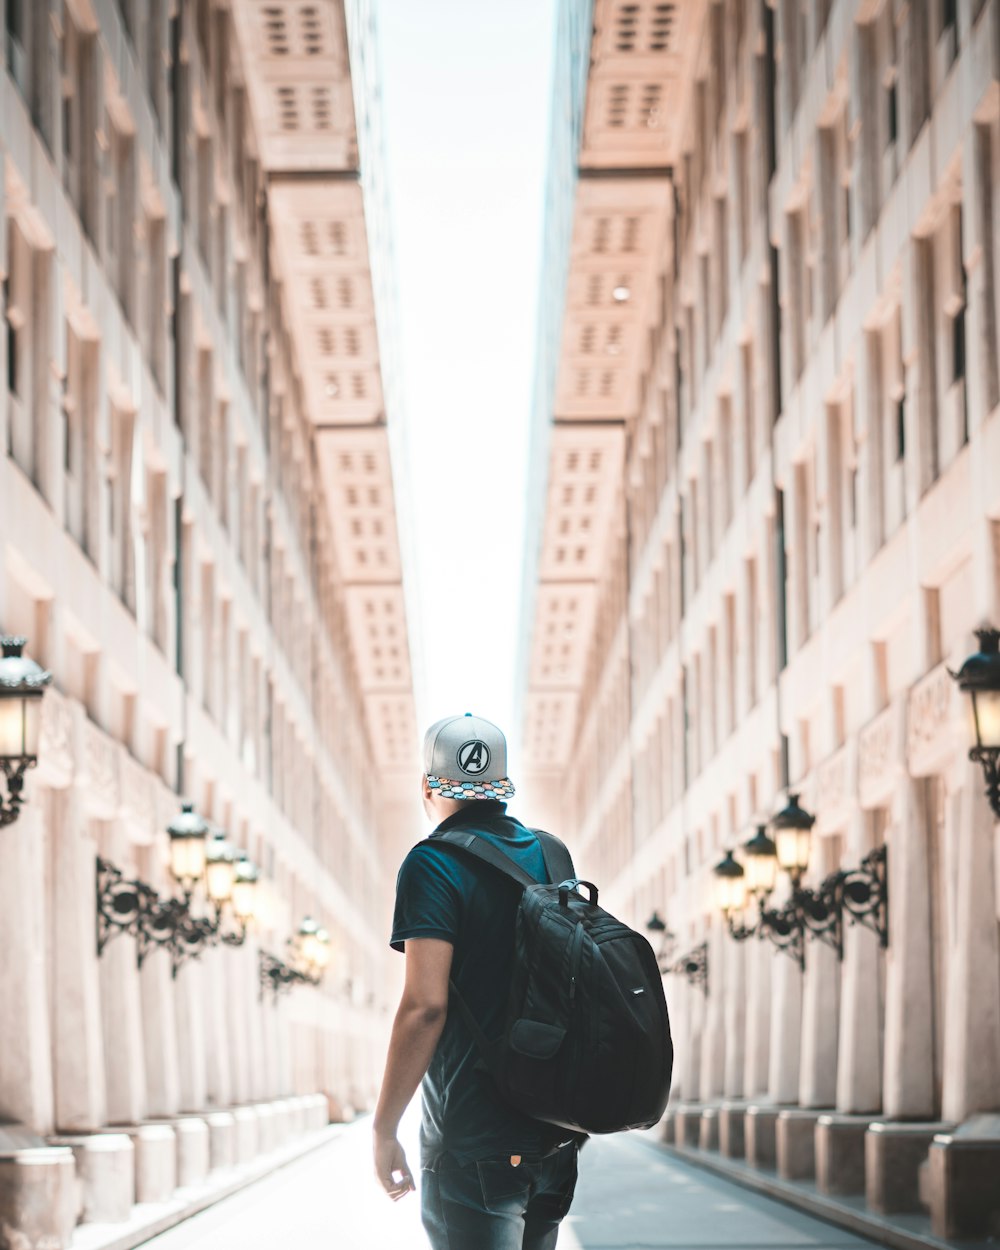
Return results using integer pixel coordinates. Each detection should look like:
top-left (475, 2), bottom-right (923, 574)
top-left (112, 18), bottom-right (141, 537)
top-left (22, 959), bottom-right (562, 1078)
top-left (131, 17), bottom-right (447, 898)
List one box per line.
top-left (314, 928), bottom-right (332, 970)
top-left (716, 870), bottom-right (747, 915)
top-left (231, 857), bottom-right (259, 922)
top-left (774, 824), bottom-right (811, 875)
top-left (170, 834), bottom-right (207, 886)
top-left (205, 832), bottom-right (236, 904)
top-left (167, 802), bottom-right (210, 886)
top-left (713, 850), bottom-right (747, 914)
top-left (0, 695), bottom-right (28, 758)
top-left (297, 916), bottom-right (321, 968)
top-left (743, 829), bottom-right (778, 895)
top-left (0, 639), bottom-right (50, 758)
top-left (972, 688), bottom-right (1000, 750)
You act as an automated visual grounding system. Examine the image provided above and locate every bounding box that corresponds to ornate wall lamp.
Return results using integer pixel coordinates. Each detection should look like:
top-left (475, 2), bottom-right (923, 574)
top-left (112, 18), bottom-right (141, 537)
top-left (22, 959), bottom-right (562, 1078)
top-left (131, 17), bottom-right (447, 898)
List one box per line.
top-left (644, 912), bottom-right (707, 993)
top-left (644, 909), bottom-right (675, 969)
top-left (0, 637), bottom-right (51, 828)
top-left (950, 626), bottom-right (1000, 819)
top-left (259, 916), bottom-right (332, 1000)
top-left (97, 803), bottom-right (259, 975)
top-left (713, 798), bottom-right (889, 970)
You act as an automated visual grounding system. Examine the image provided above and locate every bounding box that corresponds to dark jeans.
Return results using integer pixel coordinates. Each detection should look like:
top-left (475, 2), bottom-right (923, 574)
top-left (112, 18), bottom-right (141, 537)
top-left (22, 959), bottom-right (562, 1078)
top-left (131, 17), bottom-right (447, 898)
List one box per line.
top-left (421, 1140), bottom-right (579, 1250)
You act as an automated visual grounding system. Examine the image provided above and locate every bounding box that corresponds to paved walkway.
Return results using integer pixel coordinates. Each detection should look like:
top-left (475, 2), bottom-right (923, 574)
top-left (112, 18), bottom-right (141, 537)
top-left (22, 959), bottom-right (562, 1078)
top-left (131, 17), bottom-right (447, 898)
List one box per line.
top-left (139, 1114), bottom-right (887, 1249)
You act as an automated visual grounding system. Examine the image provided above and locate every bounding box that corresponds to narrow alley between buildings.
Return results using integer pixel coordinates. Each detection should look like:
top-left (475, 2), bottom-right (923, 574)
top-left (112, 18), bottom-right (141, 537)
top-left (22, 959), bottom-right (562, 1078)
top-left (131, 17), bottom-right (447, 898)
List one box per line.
top-left (134, 1115), bottom-right (893, 1250)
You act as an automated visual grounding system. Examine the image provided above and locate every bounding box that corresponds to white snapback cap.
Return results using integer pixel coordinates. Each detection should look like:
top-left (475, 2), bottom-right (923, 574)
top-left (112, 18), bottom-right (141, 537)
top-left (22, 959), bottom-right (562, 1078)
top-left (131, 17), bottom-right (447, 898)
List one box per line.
top-left (423, 713), bottom-right (515, 801)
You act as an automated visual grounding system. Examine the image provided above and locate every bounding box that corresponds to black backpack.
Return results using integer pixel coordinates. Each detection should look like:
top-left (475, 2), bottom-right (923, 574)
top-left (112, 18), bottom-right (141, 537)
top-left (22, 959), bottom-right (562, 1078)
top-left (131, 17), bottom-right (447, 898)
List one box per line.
top-left (425, 825), bottom-right (673, 1136)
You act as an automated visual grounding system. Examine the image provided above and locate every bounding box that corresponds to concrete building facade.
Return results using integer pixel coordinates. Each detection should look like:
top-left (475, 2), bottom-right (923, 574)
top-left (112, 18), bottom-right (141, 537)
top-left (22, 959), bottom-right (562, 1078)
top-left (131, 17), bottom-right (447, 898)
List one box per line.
top-left (0, 0), bottom-right (416, 1241)
top-left (520, 0), bottom-right (1000, 1237)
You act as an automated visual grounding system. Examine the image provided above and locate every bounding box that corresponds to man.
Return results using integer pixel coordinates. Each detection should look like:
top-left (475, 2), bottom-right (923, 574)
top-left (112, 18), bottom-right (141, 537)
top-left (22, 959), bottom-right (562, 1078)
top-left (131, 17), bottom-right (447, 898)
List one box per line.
top-left (373, 713), bottom-right (580, 1250)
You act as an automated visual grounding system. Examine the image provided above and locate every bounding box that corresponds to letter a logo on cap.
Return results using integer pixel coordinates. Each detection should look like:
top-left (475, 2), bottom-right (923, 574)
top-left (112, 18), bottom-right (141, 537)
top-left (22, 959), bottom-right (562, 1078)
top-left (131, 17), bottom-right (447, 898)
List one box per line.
top-left (458, 739), bottom-right (491, 775)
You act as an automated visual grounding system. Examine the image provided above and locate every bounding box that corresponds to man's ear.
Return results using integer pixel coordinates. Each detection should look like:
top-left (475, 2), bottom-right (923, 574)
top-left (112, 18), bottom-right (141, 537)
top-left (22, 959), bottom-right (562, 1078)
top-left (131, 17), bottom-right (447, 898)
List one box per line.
top-left (420, 773), bottom-right (432, 801)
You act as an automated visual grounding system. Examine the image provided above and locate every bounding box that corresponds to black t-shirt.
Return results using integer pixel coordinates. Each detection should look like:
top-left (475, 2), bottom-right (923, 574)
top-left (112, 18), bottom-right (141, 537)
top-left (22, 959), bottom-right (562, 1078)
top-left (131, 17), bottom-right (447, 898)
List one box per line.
top-left (390, 802), bottom-right (568, 1165)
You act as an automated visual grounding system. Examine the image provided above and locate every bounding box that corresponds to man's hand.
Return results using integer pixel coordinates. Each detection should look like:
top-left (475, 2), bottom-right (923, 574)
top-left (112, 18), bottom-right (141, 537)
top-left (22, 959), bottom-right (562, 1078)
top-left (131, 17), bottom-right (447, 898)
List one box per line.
top-left (374, 1129), bottom-right (415, 1201)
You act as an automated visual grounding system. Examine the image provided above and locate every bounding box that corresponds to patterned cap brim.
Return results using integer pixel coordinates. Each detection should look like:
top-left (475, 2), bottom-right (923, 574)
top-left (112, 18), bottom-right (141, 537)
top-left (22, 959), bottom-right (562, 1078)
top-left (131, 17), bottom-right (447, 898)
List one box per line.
top-left (426, 775), bottom-right (515, 801)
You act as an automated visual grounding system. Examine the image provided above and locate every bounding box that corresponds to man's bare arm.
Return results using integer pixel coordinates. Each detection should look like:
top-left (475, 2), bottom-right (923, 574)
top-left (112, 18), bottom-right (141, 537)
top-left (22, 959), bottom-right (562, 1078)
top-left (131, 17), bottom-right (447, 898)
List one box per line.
top-left (373, 937), bottom-right (453, 1199)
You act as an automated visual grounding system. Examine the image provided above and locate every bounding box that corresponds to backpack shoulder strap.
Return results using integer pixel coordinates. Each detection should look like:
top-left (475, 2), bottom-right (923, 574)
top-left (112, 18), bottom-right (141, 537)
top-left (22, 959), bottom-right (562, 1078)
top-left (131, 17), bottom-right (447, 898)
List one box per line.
top-left (531, 828), bottom-right (575, 886)
top-left (424, 828), bottom-right (539, 891)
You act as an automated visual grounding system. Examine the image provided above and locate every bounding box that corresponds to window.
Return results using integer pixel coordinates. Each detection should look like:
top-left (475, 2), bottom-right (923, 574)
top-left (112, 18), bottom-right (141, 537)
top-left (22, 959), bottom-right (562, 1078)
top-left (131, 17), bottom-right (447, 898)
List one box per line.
top-left (5, 220), bottom-right (52, 490)
top-left (4, 272), bottom-right (19, 399)
top-left (5, 0), bottom-right (26, 89)
top-left (818, 106), bottom-right (852, 319)
top-left (64, 325), bottom-right (99, 556)
top-left (107, 110), bottom-right (136, 323)
top-left (62, 6), bottom-right (99, 243)
top-left (8, 1), bottom-right (52, 148)
top-left (108, 406), bottom-right (136, 611)
top-left (786, 204), bottom-right (810, 381)
top-left (147, 213), bottom-right (167, 390)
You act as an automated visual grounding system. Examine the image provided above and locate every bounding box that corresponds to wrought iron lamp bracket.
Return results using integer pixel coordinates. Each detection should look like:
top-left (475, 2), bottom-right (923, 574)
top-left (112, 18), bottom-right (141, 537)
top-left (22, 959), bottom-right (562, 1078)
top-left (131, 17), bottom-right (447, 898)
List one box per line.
top-left (838, 843), bottom-right (889, 947)
top-left (96, 856), bottom-right (227, 976)
top-left (665, 941), bottom-right (709, 994)
top-left (259, 950), bottom-right (316, 1001)
top-left (758, 900), bottom-right (806, 969)
top-left (0, 757), bottom-right (34, 828)
top-left (970, 745), bottom-right (1000, 821)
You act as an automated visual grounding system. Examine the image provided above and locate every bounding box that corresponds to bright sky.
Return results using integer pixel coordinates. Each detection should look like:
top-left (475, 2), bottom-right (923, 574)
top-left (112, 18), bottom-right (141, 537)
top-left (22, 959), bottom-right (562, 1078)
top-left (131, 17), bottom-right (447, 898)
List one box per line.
top-left (376, 0), bottom-right (558, 769)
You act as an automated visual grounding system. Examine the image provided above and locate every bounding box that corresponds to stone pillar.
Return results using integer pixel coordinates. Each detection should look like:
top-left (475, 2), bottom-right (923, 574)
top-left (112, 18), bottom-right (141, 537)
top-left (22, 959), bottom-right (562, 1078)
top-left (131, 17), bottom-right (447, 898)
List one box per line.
top-left (768, 945), bottom-right (802, 1104)
top-left (883, 775), bottom-right (936, 1117)
top-left (962, 101), bottom-right (1000, 438)
top-left (799, 936), bottom-right (840, 1108)
top-left (699, 923), bottom-right (726, 1101)
top-left (51, 786), bottom-right (106, 1131)
top-left (140, 945), bottom-right (181, 1118)
top-left (175, 957), bottom-right (208, 1112)
top-left (204, 946), bottom-right (232, 1109)
top-left (99, 821), bottom-right (147, 1125)
top-left (723, 935), bottom-right (746, 1098)
top-left (837, 808), bottom-right (885, 1112)
top-left (941, 759), bottom-right (1000, 1120)
top-left (247, 944), bottom-right (270, 1101)
top-left (0, 800), bottom-right (56, 1134)
top-left (675, 978), bottom-right (703, 1103)
top-left (226, 943), bottom-right (252, 1105)
top-left (743, 937), bottom-right (771, 1096)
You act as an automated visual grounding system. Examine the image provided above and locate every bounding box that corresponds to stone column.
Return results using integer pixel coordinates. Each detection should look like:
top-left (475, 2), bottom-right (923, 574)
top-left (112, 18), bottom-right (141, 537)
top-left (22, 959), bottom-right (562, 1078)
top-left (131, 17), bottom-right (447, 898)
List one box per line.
top-left (0, 799), bottom-right (55, 1133)
top-left (836, 807), bottom-right (884, 1112)
top-left (798, 936), bottom-right (840, 1107)
top-left (962, 101), bottom-right (1000, 438)
top-left (723, 933), bottom-right (746, 1098)
top-left (99, 820), bottom-right (147, 1126)
top-left (248, 946), bottom-right (270, 1101)
top-left (882, 774), bottom-right (936, 1117)
top-left (203, 945), bottom-right (232, 1109)
top-left (768, 946), bottom-right (802, 1104)
top-left (941, 757), bottom-right (1000, 1120)
top-left (743, 936), bottom-right (771, 1096)
top-left (699, 922), bottom-right (726, 1101)
top-left (226, 942), bottom-right (252, 1105)
top-left (175, 957), bottom-right (208, 1112)
top-left (140, 945), bottom-right (181, 1118)
top-left (51, 786), bottom-right (106, 1131)
top-left (676, 977), bottom-right (703, 1103)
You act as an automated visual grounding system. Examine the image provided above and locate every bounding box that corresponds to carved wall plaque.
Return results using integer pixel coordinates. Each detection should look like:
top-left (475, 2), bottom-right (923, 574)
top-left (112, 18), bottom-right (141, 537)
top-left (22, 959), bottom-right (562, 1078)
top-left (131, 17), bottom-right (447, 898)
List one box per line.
top-left (907, 662), bottom-right (957, 777)
top-left (37, 686), bottom-right (76, 787)
top-left (81, 719), bottom-right (120, 819)
top-left (859, 704), bottom-right (898, 809)
top-left (815, 743), bottom-right (851, 833)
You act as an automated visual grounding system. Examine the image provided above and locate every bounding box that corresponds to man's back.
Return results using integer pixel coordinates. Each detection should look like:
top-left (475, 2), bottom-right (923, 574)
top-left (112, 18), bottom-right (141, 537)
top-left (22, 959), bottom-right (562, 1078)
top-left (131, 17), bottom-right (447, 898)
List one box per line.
top-left (391, 801), bottom-right (566, 1165)
top-left (375, 713), bottom-right (581, 1250)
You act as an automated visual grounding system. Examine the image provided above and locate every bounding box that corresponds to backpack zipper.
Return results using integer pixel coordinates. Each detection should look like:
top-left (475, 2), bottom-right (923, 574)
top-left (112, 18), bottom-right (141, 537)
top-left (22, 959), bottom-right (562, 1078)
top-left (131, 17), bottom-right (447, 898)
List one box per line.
top-left (569, 921), bottom-right (585, 1000)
